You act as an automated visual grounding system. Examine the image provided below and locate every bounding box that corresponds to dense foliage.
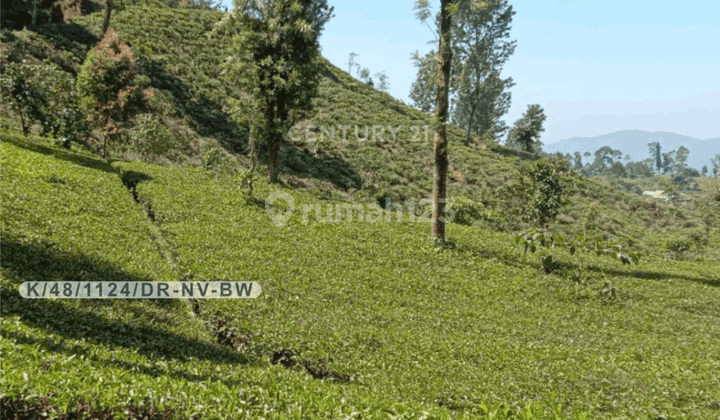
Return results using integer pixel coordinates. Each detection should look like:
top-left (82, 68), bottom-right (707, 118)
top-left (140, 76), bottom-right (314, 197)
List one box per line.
top-left (517, 157), bottom-right (570, 227)
top-left (76, 28), bottom-right (152, 157)
top-left (217, 0), bottom-right (334, 183)
top-left (1, 61), bottom-right (89, 144)
top-left (127, 113), bottom-right (175, 160)
top-left (409, 0), bottom-right (516, 144)
top-left (506, 103), bottom-right (546, 153)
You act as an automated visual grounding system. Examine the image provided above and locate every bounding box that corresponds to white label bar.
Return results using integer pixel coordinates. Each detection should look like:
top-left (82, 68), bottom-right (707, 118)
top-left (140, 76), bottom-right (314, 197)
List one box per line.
top-left (19, 282), bottom-right (261, 299)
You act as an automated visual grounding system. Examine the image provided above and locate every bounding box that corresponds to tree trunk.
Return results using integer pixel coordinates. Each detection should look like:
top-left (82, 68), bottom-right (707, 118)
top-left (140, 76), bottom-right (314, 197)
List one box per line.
top-left (465, 70), bottom-right (483, 146)
top-left (100, 0), bottom-right (113, 38)
top-left (268, 138), bottom-right (280, 184)
top-left (267, 102), bottom-right (284, 184)
top-left (31, 0), bottom-right (40, 26)
top-left (249, 127), bottom-right (259, 174)
top-left (15, 101), bottom-right (29, 136)
top-left (432, 0), bottom-right (453, 244)
top-left (464, 101), bottom-right (477, 146)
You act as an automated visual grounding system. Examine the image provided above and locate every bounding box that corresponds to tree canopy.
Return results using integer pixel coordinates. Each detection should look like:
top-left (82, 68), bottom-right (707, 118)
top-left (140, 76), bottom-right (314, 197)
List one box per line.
top-left (506, 104), bottom-right (546, 153)
top-left (410, 0), bottom-right (516, 144)
top-left (219, 0), bottom-right (334, 182)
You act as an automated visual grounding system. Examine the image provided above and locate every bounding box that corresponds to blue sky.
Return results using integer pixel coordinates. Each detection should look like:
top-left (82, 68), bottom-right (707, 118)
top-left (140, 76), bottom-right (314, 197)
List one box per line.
top-left (219, 0), bottom-right (720, 144)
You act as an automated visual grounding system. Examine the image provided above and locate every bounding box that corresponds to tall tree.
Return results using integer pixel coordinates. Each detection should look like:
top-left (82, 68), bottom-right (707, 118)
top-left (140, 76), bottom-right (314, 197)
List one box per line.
top-left (586, 146), bottom-right (622, 175)
top-left (359, 67), bottom-right (371, 84)
top-left (374, 71), bottom-right (390, 92)
top-left (607, 161), bottom-right (627, 178)
top-left (711, 153), bottom-right (720, 177)
top-left (31, 0), bottom-right (41, 25)
top-left (573, 151), bottom-right (583, 171)
top-left (415, 0), bottom-right (453, 244)
top-left (347, 52), bottom-right (359, 75)
top-left (409, 49), bottom-right (438, 113)
top-left (410, 0), bottom-right (515, 144)
top-left (675, 145), bottom-right (690, 169)
top-left (648, 141), bottom-right (661, 173)
top-left (626, 159), bottom-right (655, 179)
top-left (219, 0), bottom-right (334, 183)
top-left (77, 29), bottom-right (150, 158)
top-left (451, 0), bottom-right (515, 144)
top-left (662, 149), bottom-right (676, 174)
top-left (506, 104), bottom-right (546, 153)
top-left (453, 70), bottom-right (513, 144)
top-left (415, 0), bottom-right (493, 243)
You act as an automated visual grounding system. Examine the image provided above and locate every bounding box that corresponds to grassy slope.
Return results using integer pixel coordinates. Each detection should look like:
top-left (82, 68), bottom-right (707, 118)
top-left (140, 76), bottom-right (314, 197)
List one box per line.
top-left (3, 130), bottom-right (720, 419)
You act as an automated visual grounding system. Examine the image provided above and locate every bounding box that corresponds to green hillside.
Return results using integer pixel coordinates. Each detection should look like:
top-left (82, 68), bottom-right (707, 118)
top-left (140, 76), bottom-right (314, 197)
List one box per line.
top-left (4, 2), bottom-right (717, 248)
top-left (2, 3), bottom-right (720, 419)
top-left (3, 129), bottom-right (720, 419)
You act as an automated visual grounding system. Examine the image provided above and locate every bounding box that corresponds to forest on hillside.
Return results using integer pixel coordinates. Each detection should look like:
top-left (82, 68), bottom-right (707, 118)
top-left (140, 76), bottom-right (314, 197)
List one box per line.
top-left (548, 143), bottom-right (720, 203)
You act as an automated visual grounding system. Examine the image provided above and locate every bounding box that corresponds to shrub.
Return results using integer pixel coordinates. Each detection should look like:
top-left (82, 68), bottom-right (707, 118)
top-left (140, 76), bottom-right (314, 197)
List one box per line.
top-left (1, 63), bottom-right (47, 137)
top-left (236, 169), bottom-right (258, 204)
top-left (517, 226), bottom-right (641, 279)
top-left (128, 114), bottom-right (174, 160)
top-left (518, 157), bottom-right (570, 228)
top-left (667, 239), bottom-right (691, 260)
top-left (376, 192), bottom-right (393, 209)
top-left (688, 229), bottom-right (710, 259)
top-left (451, 196), bottom-right (484, 225)
top-left (201, 145), bottom-right (224, 168)
top-left (479, 208), bottom-right (509, 231)
top-left (201, 145), bottom-right (235, 172)
top-left (1, 62), bottom-right (90, 144)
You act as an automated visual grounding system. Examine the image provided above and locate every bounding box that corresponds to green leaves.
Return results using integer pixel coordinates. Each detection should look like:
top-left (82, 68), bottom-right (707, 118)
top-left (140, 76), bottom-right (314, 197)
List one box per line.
top-left (128, 114), bottom-right (177, 161)
top-left (599, 281), bottom-right (617, 299)
top-left (410, 0), bottom-right (515, 141)
top-left (4, 125), bottom-right (720, 418)
top-left (1, 62), bottom-right (89, 142)
top-left (517, 157), bottom-right (570, 228)
top-left (236, 168), bottom-right (258, 204)
top-left (507, 104), bottom-right (546, 153)
top-left (76, 29), bottom-right (151, 157)
top-left (413, 0), bottom-right (432, 23)
top-left (223, 0), bottom-right (332, 181)
top-left (517, 225), bottom-right (642, 274)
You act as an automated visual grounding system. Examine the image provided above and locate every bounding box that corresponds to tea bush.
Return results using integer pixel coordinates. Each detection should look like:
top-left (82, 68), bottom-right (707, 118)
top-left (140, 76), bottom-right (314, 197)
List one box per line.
top-left (201, 144), bottom-right (235, 172)
top-left (667, 239), bottom-right (691, 260)
top-left (451, 196), bottom-right (484, 226)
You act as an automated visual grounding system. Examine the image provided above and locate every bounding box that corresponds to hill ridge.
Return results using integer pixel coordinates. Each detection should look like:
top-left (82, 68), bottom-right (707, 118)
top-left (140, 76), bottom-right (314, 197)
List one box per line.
top-left (544, 129), bottom-right (720, 170)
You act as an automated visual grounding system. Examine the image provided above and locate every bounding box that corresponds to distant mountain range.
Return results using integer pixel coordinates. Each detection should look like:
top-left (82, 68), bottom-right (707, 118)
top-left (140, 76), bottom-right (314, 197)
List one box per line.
top-left (542, 130), bottom-right (720, 171)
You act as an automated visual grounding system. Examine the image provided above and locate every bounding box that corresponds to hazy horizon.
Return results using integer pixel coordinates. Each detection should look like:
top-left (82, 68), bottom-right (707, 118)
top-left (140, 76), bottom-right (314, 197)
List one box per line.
top-left (545, 128), bottom-right (720, 143)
